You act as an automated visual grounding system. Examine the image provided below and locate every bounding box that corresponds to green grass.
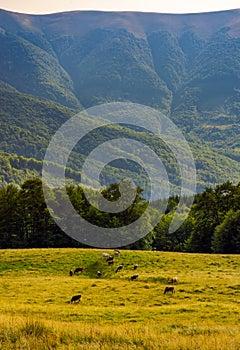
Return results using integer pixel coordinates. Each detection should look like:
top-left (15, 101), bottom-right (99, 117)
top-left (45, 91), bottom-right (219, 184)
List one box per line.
top-left (0, 248), bottom-right (240, 349)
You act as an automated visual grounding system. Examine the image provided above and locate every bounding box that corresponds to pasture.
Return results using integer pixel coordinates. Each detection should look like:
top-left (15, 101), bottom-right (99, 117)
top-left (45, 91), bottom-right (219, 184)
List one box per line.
top-left (0, 248), bottom-right (240, 349)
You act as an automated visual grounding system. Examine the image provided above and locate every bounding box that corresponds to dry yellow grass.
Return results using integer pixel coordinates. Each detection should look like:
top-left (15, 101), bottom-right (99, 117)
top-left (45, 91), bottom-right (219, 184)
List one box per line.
top-left (0, 248), bottom-right (240, 349)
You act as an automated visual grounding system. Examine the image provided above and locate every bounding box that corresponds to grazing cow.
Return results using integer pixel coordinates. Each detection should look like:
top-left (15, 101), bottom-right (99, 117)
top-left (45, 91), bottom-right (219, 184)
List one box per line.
top-left (114, 249), bottom-right (120, 256)
top-left (130, 274), bottom-right (139, 281)
top-left (133, 264), bottom-right (138, 270)
top-left (168, 277), bottom-right (178, 284)
top-left (70, 294), bottom-right (81, 303)
top-left (69, 270), bottom-right (73, 276)
top-left (106, 256), bottom-right (114, 262)
top-left (97, 271), bottom-right (102, 277)
top-left (74, 267), bottom-right (84, 274)
top-left (108, 260), bottom-right (114, 265)
top-left (152, 247), bottom-right (157, 251)
top-left (102, 253), bottom-right (111, 258)
top-left (115, 264), bottom-right (124, 273)
top-left (164, 286), bottom-right (175, 294)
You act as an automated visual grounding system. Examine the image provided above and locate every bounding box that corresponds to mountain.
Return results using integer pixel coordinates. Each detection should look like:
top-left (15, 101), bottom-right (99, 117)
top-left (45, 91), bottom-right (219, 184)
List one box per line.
top-left (0, 9), bottom-right (240, 110)
top-left (0, 9), bottom-right (240, 190)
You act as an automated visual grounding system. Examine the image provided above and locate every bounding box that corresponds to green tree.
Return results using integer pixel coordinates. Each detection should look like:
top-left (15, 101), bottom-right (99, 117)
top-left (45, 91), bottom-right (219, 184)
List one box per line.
top-left (153, 213), bottom-right (174, 251)
top-left (19, 178), bottom-right (52, 247)
top-left (212, 210), bottom-right (240, 253)
top-left (0, 183), bottom-right (22, 248)
top-left (187, 181), bottom-right (240, 253)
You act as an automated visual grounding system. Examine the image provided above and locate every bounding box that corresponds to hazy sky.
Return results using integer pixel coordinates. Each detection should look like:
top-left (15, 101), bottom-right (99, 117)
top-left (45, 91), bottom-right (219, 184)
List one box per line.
top-left (0, 0), bottom-right (239, 14)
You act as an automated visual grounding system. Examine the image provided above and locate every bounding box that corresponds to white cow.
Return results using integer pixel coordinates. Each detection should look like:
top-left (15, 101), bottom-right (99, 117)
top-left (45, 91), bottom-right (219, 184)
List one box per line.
top-left (102, 253), bottom-right (111, 258)
top-left (168, 277), bottom-right (178, 284)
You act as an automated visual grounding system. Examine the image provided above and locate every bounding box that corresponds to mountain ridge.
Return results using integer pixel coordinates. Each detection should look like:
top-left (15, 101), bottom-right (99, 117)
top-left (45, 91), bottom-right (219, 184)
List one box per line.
top-left (1, 9), bottom-right (240, 39)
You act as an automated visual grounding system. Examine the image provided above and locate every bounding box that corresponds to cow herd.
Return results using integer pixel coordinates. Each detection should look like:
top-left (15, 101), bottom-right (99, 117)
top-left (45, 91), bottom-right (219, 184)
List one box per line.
top-left (69, 250), bottom-right (178, 303)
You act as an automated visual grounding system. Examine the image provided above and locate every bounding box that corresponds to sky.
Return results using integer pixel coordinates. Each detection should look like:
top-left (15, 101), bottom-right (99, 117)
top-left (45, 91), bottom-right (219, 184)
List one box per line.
top-left (0, 0), bottom-right (239, 15)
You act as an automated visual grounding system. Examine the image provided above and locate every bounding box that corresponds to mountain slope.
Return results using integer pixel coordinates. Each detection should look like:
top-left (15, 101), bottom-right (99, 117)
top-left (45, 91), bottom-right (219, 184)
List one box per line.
top-left (0, 30), bottom-right (81, 109)
top-left (0, 86), bottom-right (239, 192)
top-left (0, 9), bottom-right (240, 189)
top-left (59, 28), bottom-right (171, 109)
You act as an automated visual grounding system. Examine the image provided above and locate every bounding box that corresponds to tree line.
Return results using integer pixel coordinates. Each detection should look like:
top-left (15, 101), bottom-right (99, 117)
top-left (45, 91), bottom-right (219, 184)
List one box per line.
top-left (0, 178), bottom-right (239, 253)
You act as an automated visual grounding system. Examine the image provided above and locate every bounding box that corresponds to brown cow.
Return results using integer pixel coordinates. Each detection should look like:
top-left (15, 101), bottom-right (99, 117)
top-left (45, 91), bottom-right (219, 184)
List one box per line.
top-left (74, 267), bottom-right (84, 274)
top-left (164, 286), bottom-right (175, 294)
top-left (106, 256), bottom-right (114, 262)
top-left (130, 274), bottom-right (139, 281)
top-left (114, 249), bottom-right (120, 256)
top-left (70, 294), bottom-right (81, 303)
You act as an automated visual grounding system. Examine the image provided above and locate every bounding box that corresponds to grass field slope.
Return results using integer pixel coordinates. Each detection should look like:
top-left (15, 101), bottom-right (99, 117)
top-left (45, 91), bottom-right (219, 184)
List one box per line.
top-left (0, 248), bottom-right (240, 349)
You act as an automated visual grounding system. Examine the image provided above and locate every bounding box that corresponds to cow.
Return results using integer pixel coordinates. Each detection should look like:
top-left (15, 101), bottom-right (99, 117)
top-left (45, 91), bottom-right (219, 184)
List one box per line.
top-left (116, 264), bottom-right (124, 273)
top-left (130, 274), bottom-right (139, 281)
top-left (70, 294), bottom-right (81, 303)
top-left (74, 267), bottom-right (84, 274)
top-left (114, 249), bottom-right (120, 256)
top-left (69, 270), bottom-right (73, 276)
top-left (106, 256), bottom-right (114, 262)
top-left (97, 271), bottom-right (102, 277)
top-left (168, 277), bottom-right (178, 284)
top-left (133, 264), bottom-right (138, 270)
top-left (102, 253), bottom-right (111, 258)
top-left (164, 286), bottom-right (175, 294)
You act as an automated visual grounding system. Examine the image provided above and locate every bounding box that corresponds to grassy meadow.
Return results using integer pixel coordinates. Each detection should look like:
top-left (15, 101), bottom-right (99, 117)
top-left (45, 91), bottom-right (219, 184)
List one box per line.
top-left (0, 248), bottom-right (240, 349)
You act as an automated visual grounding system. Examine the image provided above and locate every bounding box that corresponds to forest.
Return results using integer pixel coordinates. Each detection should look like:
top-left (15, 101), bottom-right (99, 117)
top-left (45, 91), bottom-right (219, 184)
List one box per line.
top-left (0, 178), bottom-right (239, 253)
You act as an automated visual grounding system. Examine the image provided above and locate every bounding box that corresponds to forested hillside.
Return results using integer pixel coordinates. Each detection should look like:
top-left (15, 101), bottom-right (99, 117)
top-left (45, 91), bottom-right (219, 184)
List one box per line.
top-left (0, 9), bottom-right (240, 189)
